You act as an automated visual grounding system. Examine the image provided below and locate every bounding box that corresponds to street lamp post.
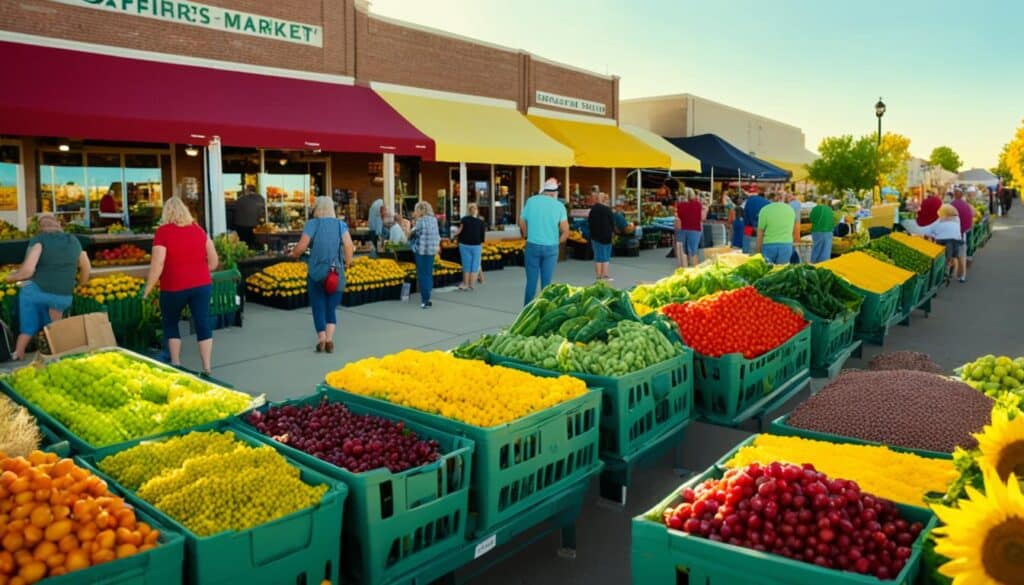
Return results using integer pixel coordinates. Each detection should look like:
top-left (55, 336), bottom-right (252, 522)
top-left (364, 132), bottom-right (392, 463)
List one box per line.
top-left (875, 98), bottom-right (886, 146)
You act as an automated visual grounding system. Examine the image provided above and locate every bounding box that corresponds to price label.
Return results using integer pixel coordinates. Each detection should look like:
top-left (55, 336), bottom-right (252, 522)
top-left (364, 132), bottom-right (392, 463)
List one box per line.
top-left (474, 534), bottom-right (497, 559)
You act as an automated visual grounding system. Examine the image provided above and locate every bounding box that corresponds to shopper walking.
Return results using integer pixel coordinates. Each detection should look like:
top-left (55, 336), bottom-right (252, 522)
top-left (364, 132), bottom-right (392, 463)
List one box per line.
top-left (233, 185), bottom-right (265, 248)
top-left (675, 188), bottom-right (705, 268)
top-left (756, 193), bottom-right (797, 265)
top-left (520, 179), bottom-right (569, 305)
top-left (289, 197), bottom-right (354, 352)
top-left (742, 190), bottom-right (769, 253)
top-left (950, 188), bottom-right (974, 282)
top-left (367, 198), bottom-right (385, 258)
top-left (808, 197), bottom-right (835, 263)
top-left (588, 191), bottom-right (614, 281)
top-left (143, 197), bottom-right (218, 374)
top-left (452, 203), bottom-right (485, 291)
top-left (4, 214), bottom-right (90, 360)
top-left (405, 202), bottom-right (440, 308)
top-left (922, 204), bottom-right (963, 285)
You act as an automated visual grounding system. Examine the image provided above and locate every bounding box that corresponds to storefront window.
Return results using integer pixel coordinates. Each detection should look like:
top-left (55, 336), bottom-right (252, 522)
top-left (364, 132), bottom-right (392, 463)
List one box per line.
top-left (261, 151), bottom-right (327, 230)
top-left (39, 152), bottom-right (87, 223)
top-left (39, 148), bottom-right (167, 229)
top-left (0, 146), bottom-right (20, 213)
top-left (125, 154), bottom-right (162, 230)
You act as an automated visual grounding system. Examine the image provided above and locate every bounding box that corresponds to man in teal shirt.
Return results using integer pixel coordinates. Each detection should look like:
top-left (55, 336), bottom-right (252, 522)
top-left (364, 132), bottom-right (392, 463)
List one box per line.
top-left (756, 193), bottom-right (797, 264)
top-left (808, 198), bottom-right (835, 263)
top-left (519, 178), bottom-right (569, 305)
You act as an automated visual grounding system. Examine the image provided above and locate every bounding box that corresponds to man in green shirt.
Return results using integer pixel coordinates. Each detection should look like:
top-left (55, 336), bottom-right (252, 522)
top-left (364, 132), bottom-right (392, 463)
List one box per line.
top-left (808, 198), bottom-right (836, 263)
top-left (756, 193), bottom-right (797, 264)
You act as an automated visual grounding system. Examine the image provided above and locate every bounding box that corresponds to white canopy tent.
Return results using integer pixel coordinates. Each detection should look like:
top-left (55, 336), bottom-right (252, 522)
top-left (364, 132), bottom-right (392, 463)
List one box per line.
top-left (957, 168), bottom-right (999, 189)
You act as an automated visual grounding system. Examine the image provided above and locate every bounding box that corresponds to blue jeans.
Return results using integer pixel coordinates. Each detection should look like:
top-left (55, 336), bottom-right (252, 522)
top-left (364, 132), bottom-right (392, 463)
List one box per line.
top-left (591, 241), bottom-right (612, 263)
top-left (523, 242), bottom-right (559, 305)
top-left (415, 253), bottom-right (435, 303)
top-left (743, 234), bottom-right (756, 254)
top-left (678, 230), bottom-right (702, 256)
top-left (160, 284), bottom-right (212, 342)
top-left (458, 244), bottom-right (482, 273)
top-left (307, 277), bottom-right (343, 334)
top-left (811, 232), bottom-right (833, 263)
top-left (18, 282), bottom-right (72, 336)
top-left (761, 243), bottom-right (794, 265)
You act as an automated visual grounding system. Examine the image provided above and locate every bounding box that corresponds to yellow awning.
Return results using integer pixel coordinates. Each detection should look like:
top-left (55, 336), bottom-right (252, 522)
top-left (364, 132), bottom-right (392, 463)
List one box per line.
top-left (620, 125), bottom-right (701, 171)
top-left (376, 91), bottom-right (574, 166)
top-left (527, 115), bottom-right (670, 168)
top-left (767, 159), bottom-right (811, 182)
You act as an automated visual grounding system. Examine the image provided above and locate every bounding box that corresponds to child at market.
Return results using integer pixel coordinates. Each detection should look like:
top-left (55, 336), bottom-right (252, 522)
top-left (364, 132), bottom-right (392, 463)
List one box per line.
top-left (922, 204), bottom-right (962, 285)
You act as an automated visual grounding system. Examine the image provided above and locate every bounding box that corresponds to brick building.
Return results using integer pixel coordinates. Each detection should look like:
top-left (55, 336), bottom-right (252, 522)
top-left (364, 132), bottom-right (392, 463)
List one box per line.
top-left (0, 0), bottom-right (692, 233)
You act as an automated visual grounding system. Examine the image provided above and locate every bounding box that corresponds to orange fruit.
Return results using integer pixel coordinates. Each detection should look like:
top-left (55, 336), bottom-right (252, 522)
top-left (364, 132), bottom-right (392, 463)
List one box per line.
top-left (30, 541), bottom-right (55, 562)
top-left (28, 507), bottom-right (51, 529)
top-left (43, 520), bottom-right (71, 542)
top-left (57, 535), bottom-right (78, 554)
top-left (64, 550), bottom-right (88, 572)
top-left (114, 543), bottom-right (137, 559)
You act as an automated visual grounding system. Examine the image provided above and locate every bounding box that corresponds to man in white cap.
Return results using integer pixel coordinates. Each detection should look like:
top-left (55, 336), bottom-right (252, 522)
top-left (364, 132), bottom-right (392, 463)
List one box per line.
top-left (519, 178), bottom-right (569, 305)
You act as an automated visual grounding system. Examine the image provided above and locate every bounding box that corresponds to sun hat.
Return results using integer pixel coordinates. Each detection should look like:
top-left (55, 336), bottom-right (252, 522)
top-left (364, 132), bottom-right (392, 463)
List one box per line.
top-left (542, 178), bottom-right (559, 192)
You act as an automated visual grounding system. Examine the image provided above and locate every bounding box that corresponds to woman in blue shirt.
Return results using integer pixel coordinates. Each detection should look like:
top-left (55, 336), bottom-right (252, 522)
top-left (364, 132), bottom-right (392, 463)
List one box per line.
top-left (290, 197), bottom-right (354, 353)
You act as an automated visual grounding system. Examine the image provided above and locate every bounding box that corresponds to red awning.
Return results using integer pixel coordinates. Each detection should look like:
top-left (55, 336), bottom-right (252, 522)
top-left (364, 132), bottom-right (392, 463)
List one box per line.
top-left (0, 41), bottom-right (434, 158)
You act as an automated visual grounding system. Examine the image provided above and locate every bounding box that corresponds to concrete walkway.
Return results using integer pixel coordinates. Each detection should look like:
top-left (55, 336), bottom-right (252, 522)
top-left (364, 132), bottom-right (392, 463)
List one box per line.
top-left (170, 213), bottom-right (1024, 584)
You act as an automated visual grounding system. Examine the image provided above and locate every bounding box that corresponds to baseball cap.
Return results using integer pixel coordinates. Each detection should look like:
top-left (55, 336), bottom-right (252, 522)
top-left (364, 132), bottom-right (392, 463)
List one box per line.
top-left (542, 178), bottom-right (560, 192)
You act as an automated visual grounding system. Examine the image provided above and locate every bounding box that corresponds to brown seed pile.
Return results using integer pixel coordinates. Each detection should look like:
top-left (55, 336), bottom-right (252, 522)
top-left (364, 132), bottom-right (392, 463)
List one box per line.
top-left (786, 369), bottom-right (993, 453)
top-left (868, 351), bottom-right (944, 374)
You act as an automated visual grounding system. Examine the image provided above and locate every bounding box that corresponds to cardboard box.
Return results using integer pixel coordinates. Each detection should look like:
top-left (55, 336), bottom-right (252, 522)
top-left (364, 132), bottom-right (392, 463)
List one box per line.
top-left (42, 313), bottom-right (117, 358)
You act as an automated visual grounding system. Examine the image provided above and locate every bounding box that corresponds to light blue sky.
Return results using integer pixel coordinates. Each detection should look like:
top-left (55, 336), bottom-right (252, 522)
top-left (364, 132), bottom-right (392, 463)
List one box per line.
top-left (371, 0), bottom-right (1022, 169)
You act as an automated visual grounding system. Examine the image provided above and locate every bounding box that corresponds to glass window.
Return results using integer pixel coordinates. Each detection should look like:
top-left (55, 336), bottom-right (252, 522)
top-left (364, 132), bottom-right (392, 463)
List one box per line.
top-left (87, 153), bottom-right (124, 226)
top-left (263, 152), bottom-right (312, 228)
top-left (125, 154), bottom-right (161, 231)
top-left (0, 146), bottom-right (20, 212)
top-left (39, 151), bottom-right (86, 223)
top-left (222, 148), bottom-right (260, 202)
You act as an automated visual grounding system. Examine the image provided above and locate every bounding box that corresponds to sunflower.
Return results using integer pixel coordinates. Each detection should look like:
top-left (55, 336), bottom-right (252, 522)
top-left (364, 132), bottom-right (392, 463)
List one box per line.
top-left (976, 408), bottom-right (1024, 482)
top-left (932, 469), bottom-right (1024, 585)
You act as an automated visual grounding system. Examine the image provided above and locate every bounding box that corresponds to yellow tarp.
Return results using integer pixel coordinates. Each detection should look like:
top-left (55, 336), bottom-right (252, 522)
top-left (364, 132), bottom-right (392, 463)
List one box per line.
top-left (890, 232), bottom-right (945, 259)
top-left (527, 115), bottom-right (670, 168)
top-left (820, 251), bottom-right (915, 293)
top-left (767, 159), bottom-right (811, 182)
top-left (377, 91), bottom-right (574, 166)
top-left (620, 125), bottom-right (700, 171)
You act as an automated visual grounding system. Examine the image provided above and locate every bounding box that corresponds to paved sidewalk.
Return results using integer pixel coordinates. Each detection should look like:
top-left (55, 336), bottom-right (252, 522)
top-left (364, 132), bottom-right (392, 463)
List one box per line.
top-left (157, 215), bottom-right (1024, 584)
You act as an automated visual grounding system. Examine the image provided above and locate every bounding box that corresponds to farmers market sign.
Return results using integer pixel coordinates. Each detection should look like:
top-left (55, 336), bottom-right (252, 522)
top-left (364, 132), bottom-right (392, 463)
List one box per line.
top-left (49, 0), bottom-right (322, 47)
top-left (535, 91), bottom-right (607, 116)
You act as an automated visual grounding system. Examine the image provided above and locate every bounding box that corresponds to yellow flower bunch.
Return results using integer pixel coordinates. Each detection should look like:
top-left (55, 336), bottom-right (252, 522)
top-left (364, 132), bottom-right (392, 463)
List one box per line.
top-left (245, 262), bottom-right (307, 296)
top-left (345, 258), bottom-right (405, 292)
top-left (723, 434), bottom-right (956, 506)
top-left (75, 273), bottom-right (144, 304)
top-left (819, 251), bottom-right (915, 294)
top-left (325, 350), bottom-right (588, 427)
top-left (484, 239), bottom-right (525, 254)
top-left (481, 248), bottom-right (501, 262)
top-left (0, 265), bottom-right (20, 299)
top-left (889, 232), bottom-right (945, 259)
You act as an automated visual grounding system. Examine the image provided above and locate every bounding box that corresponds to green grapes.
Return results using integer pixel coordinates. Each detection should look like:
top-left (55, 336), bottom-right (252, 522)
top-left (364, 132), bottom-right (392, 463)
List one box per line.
top-left (5, 351), bottom-right (255, 447)
top-left (99, 431), bottom-right (327, 536)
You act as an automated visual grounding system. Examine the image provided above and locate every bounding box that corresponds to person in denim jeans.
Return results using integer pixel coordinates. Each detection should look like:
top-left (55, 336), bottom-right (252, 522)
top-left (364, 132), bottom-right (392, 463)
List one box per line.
top-left (755, 193), bottom-right (797, 265)
top-left (289, 197), bottom-right (354, 353)
top-left (4, 214), bottom-right (91, 360)
top-left (404, 201), bottom-right (440, 308)
top-left (519, 179), bottom-right (569, 305)
top-left (452, 203), bottom-right (485, 291)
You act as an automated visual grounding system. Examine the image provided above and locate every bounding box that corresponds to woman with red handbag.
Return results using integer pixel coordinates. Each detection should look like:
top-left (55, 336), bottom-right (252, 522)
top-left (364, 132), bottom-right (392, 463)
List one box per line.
top-left (290, 197), bottom-right (354, 353)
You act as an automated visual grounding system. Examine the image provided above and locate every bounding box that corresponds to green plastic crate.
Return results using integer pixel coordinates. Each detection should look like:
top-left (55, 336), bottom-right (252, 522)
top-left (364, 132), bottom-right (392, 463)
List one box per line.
top-left (769, 413), bottom-right (954, 460)
top-left (631, 466), bottom-right (937, 585)
top-left (319, 384), bottom-right (601, 537)
top-left (927, 253), bottom-right (947, 292)
top-left (692, 326), bottom-right (811, 426)
top-left (80, 420), bottom-right (346, 585)
top-left (852, 283), bottom-right (901, 342)
top-left (211, 268), bottom-right (242, 316)
top-left (487, 351), bottom-right (693, 462)
top-left (967, 224), bottom-right (980, 257)
top-left (1, 347), bottom-right (252, 454)
top-left (775, 299), bottom-right (860, 378)
top-left (899, 273), bottom-right (925, 317)
top-left (232, 392), bottom-right (474, 585)
top-left (42, 476), bottom-right (186, 585)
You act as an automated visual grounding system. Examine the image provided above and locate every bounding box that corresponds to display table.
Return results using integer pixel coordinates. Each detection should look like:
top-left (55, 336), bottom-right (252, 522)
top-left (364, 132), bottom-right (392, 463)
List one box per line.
top-left (253, 231), bottom-right (302, 253)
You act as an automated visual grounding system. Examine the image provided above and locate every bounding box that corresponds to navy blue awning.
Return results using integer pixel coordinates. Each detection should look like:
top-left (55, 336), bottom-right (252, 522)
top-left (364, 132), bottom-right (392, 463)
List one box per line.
top-left (666, 134), bottom-right (792, 181)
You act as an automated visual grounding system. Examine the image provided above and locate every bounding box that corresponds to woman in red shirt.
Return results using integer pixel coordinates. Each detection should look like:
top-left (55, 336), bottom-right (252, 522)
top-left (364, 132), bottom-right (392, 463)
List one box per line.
top-left (674, 188), bottom-right (707, 268)
top-left (143, 196), bottom-right (219, 374)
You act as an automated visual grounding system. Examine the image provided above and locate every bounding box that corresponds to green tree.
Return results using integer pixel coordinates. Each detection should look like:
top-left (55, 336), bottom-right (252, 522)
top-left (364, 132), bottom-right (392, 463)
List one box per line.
top-left (929, 146), bottom-right (963, 173)
top-left (806, 135), bottom-right (880, 193)
top-left (878, 132), bottom-right (911, 193)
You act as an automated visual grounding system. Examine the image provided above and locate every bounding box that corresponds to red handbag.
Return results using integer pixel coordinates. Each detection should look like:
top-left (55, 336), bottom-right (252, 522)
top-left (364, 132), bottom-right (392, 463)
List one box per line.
top-left (324, 267), bottom-right (340, 294)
